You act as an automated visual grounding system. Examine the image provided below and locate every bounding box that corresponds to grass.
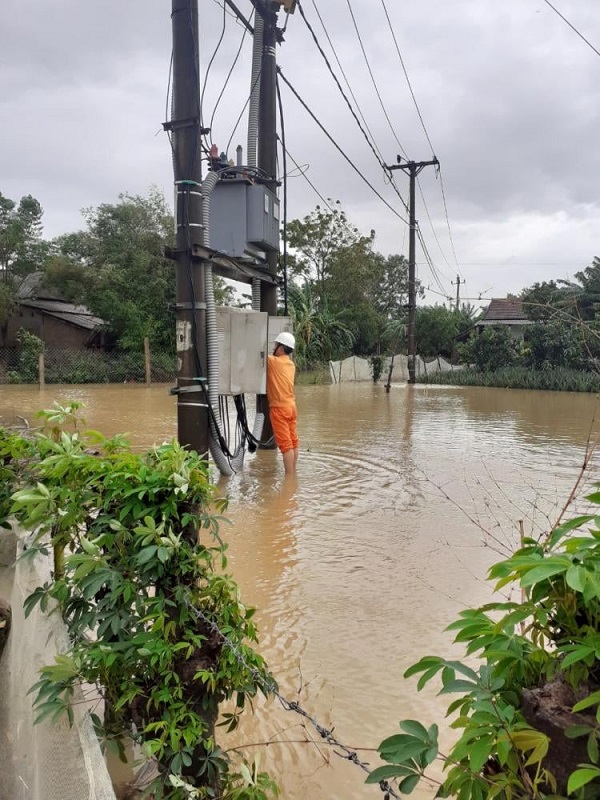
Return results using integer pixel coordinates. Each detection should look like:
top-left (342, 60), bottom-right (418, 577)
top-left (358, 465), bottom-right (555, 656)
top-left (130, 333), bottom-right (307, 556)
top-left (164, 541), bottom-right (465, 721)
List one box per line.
top-left (296, 365), bottom-right (332, 385)
top-left (419, 366), bottom-right (600, 392)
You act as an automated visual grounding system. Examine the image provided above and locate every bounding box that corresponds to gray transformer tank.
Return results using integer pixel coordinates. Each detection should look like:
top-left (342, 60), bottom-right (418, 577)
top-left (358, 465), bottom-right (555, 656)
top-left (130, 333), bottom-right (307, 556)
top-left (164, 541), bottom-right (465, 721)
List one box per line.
top-left (209, 177), bottom-right (279, 259)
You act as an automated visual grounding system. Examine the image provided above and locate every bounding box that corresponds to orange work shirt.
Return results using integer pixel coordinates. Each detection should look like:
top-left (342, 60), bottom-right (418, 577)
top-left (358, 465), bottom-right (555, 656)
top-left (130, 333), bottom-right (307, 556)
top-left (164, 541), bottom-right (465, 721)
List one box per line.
top-left (267, 354), bottom-right (296, 408)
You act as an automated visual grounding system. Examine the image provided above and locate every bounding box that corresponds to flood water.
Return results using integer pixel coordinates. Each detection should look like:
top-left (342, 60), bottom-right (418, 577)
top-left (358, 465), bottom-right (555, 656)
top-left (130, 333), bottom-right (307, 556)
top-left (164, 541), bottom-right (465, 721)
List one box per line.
top-left (1, 382), bottom-right (599, 799)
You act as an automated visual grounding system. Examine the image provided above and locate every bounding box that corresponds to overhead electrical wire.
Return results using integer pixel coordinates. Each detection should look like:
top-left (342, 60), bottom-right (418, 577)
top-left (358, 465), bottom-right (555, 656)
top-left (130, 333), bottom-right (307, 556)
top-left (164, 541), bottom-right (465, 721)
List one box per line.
top-left (541, 0), bottom-right (600, 58)
top-left (309, 0), bottom-right (386, 164)
top-left (344, 0), bottom-right (409, 159)
top-left (277, 68), bottom-right (409, 225)
top-left (295, 0), bottom-right (408, 214)
top-left (378, 0), bottom-right (463, 279)
top-left (209, 8), bottom-right (254, 137)
top-left (200, 0), bottom-right (228, 147)
top-left (379, 0), bottom-right (435, 156)
top-left (417, 224), bottom-right (452, 298)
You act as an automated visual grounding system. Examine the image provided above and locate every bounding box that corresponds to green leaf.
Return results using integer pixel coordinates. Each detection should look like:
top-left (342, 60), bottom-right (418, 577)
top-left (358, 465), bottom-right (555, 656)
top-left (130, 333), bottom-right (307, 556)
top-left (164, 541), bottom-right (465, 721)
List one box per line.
top-left (566, 565), bottom-right (587, 593)
top-left (573, 691), bottom-right (600, 713)
top-left (399, 720), bottom-right (431, 741)
top-left (520, 559), bottom-right (570, 587)
top-left (399, 774), bottom-right (420, 794)
top-left (567, 766), bottom-right (600, 794)
top-left (365, 765), bottom-right (415, 784)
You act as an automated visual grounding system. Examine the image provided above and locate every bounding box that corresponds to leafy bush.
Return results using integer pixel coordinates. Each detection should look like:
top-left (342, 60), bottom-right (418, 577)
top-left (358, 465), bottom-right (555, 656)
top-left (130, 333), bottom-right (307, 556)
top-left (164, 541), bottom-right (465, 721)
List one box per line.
top-left (419, 366), bottom-right (600, 392)
top-left (2, 404), bottom-right (277, 799)
top-left (371, 495), bottom-right (600, 798)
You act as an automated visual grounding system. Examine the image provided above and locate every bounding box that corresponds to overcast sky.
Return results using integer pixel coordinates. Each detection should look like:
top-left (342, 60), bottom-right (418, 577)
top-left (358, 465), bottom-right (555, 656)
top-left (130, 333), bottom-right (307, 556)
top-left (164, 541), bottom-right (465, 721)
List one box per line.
top-left (1, 0), bottom-right (598, 306)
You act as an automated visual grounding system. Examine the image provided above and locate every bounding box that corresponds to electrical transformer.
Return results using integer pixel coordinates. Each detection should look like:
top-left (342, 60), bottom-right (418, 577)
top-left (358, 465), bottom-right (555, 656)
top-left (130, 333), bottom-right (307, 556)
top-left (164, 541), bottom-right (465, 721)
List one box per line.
top-left (209, 178), bottom-right (279, 259)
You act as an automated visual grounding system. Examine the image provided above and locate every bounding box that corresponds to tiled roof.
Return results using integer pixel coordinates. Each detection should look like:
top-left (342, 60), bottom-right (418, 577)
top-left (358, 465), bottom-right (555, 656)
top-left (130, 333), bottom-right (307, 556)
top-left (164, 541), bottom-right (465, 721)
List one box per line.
top-left (481, 298), bottom-right (528, 322)
top-left (19, 299), bottom-right (105, 331)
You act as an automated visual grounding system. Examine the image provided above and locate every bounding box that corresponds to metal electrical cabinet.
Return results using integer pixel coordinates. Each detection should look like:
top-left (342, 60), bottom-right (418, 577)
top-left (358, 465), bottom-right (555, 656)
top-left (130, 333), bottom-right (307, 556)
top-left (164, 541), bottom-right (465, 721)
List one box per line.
top-left (216, 307), bottom-right (268, 395)
top-left (216, 310), bottom-right (293, 396)
top-left (209, 179), bottom-right (279, 259)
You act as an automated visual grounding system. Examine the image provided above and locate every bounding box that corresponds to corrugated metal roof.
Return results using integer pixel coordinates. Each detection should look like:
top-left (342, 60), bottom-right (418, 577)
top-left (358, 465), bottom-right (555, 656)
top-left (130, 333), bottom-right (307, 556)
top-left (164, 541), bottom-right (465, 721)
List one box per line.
top-left (481, 298), bottom-right (528, 322)
top-left (19, 299), bottom-right (105, 331)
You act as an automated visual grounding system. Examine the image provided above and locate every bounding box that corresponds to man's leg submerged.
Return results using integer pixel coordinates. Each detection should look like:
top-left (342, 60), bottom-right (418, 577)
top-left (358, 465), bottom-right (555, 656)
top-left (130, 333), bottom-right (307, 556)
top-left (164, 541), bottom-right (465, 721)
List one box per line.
top-left (282, 449), bottom-right (295, 474)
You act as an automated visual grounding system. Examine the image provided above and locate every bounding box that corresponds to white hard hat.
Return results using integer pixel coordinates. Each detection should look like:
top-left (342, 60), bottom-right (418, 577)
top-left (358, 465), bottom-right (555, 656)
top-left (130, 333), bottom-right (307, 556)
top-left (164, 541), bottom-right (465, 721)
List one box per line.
top-left (275, 331), bottom-right (295, 350)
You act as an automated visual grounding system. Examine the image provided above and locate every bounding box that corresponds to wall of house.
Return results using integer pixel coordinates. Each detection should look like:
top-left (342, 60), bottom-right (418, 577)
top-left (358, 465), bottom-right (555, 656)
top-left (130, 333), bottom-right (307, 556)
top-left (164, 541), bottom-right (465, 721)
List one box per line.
top-left (3, 308), bottom-right (90, 349)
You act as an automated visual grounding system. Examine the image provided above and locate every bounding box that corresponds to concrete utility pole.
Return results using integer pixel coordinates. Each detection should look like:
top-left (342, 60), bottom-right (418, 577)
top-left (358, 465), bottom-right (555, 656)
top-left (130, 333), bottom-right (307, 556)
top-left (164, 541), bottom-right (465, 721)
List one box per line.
top-left (387, 156), bottom-right (439, 384)
top-left (452, 275), bottom-right (464, 310)
top-left (258, 1), bottom-right (279, 315)
top-left (167, 0), bottom-right (210, 455)
top-left (254, 0), bottom-right (280, 444)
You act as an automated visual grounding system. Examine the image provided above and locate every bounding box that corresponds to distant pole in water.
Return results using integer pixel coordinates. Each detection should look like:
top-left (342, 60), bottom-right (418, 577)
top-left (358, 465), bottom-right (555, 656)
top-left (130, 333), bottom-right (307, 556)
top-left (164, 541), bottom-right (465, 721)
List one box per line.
top-left (167, 0), bottom-right (210, 455)
top-left (386, 155), bottom-right (439, 384)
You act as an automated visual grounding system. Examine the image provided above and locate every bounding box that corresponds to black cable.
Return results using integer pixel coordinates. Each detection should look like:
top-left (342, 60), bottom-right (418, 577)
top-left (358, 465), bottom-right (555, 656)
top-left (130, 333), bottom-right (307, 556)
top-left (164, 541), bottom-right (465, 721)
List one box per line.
top-left (296, 0), bottom-right (408, 214)
top-left (541, 0), bottom-right (600, 59)
top-left (209, 9), bottom-right (253, 138)
top-left (225, 62), bottom-right (263, 157)
top-left (277, 68), bottom-right (409, 225)
top-left (344, 0), bottom-right (409, 159)
top-left (200, 0), bottom-right (227, 148)
top-left (276, 74), bottom-right (288, 316)
top-left (309, 0), bottom-right (384, 163)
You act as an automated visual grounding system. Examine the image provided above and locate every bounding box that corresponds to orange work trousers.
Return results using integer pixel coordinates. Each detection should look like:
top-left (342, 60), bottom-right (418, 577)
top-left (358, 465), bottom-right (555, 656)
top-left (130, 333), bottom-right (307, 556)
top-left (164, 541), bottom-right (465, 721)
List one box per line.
top-left (269, 405), bottom-right (299, 454)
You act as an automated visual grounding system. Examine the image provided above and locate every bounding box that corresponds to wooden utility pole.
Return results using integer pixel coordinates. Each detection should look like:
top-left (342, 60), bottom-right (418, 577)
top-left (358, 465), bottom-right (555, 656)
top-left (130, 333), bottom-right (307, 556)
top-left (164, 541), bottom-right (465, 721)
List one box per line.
top-left (387, 156), bottom-right (439, 384)
top-left (167, 0), bottom-right (210, 455)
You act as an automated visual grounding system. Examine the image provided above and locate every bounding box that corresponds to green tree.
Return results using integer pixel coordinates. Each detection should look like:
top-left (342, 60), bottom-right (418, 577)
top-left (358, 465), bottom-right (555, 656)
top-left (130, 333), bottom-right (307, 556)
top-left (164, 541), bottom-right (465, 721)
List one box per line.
top-left (520, 280), bottom-right (561, 321)
top-left (287, 282), bottom-right (354, 369)
top-left (416, 304), bottom-right (477, 360)
top-left (285, 202), bottom-right (374, 304)
top-left (52, 189), bottom-right (175, 351)
top-left (0, 192), bottom-right (46, 281)
top-left (468, 326), bottom-right (521, 372)
top-left (558, 256), bottom-right (600, 321)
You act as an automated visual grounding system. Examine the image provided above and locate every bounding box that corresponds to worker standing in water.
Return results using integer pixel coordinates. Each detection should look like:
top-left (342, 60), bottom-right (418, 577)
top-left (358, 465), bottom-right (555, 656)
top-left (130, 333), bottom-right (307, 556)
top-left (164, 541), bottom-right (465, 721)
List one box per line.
top-left (267, 332), bottom-right (298, 474)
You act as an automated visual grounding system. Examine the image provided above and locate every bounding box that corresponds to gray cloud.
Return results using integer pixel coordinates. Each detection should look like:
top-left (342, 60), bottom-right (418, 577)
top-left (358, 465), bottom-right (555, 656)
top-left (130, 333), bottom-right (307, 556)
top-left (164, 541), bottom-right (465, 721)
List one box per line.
top-left (1, 0), bottom-right (598, 302)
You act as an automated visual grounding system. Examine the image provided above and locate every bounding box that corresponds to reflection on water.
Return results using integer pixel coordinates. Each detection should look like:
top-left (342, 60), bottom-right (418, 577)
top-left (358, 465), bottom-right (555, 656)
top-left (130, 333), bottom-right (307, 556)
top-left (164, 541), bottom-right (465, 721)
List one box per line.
top-left (1, 382), bottom-right (599, 798)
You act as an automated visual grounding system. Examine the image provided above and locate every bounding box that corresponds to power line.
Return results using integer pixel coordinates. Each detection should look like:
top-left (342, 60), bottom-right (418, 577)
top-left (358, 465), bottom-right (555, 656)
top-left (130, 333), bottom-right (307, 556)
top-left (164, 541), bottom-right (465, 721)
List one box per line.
top-left (295, 0), bottom-right (408, 214)
top-left (541, 0), bottom-right (600, 59)
top-left (377, 0), bottom-right (461, 278)
top-left (345, 0), bottom-right (409, 159)
top-left (200, 0), bottom-right (228, 146)
top-left (277, 68), bottom-right (409, 225)
top-left (379, 0), bottom-right (435, 156)
top-left (209, 8), bottom-right (253, 137)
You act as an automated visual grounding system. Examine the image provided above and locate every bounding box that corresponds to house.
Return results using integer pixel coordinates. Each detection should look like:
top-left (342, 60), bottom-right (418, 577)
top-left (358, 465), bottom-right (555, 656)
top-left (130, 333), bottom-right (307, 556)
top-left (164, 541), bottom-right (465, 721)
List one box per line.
top-left (477, 297), bottom-right (533, 340)
top-left (0, 273), bottom-right (110, 350)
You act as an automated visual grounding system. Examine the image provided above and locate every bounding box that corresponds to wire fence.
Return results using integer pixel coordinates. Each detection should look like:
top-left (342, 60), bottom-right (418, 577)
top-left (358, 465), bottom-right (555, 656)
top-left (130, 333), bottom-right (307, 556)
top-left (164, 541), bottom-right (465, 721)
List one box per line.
top-left (0, 346), bottom-right (176, 386)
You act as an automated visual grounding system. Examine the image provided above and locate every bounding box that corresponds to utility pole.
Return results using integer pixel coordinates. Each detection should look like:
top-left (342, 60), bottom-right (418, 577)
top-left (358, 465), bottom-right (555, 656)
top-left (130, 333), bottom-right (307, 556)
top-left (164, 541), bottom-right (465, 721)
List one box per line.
top-left (257, 0), bottom-right (279, 315)
top-left (387, 156), bottom-right (439, 384)
top-left (167, 0), bottom-right (210, 455)
top-left (256, 0), bottom-right (280, 442)
top-left (452, 275), bottom-right (464, 310)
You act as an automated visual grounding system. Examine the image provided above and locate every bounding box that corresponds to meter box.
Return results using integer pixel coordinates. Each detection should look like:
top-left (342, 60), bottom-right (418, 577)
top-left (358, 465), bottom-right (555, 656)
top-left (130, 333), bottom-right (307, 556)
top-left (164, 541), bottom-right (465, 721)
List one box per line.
top-left (209, 178), bottom-right (279, 258)
top-left (216, 307), bottom-right (268, 395)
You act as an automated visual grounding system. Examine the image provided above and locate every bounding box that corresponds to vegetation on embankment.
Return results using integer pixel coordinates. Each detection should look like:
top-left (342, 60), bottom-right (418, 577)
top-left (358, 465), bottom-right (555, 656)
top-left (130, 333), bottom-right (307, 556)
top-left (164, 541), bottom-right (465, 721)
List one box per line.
top-left (419, 365), bottom-right (600, 393)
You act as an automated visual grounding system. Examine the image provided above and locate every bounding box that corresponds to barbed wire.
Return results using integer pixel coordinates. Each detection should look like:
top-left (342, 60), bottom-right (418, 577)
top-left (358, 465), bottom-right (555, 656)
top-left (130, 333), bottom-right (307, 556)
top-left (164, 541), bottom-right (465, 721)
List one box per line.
top-left (187, 600), bottom-right (402, 800)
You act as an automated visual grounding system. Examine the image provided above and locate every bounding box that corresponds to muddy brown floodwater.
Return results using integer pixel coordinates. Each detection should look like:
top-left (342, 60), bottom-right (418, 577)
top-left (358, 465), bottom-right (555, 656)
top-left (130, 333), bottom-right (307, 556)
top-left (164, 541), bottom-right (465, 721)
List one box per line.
top-left (1, 382), bottom-right (599, 799)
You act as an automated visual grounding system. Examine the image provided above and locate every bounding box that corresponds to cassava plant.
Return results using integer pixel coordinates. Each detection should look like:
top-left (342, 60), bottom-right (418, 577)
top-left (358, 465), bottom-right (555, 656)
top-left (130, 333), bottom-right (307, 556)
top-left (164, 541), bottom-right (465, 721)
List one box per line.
top-left (2, 403), bottom-right (278, 799)
top-left (370, 491), bottom-right (600, 798)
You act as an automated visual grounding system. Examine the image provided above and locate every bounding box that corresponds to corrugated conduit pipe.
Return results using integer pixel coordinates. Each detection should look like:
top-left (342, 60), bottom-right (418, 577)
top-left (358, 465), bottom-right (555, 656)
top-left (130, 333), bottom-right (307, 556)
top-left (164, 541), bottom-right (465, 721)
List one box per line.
top-left (201, 171), bottom-right (234, 476)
